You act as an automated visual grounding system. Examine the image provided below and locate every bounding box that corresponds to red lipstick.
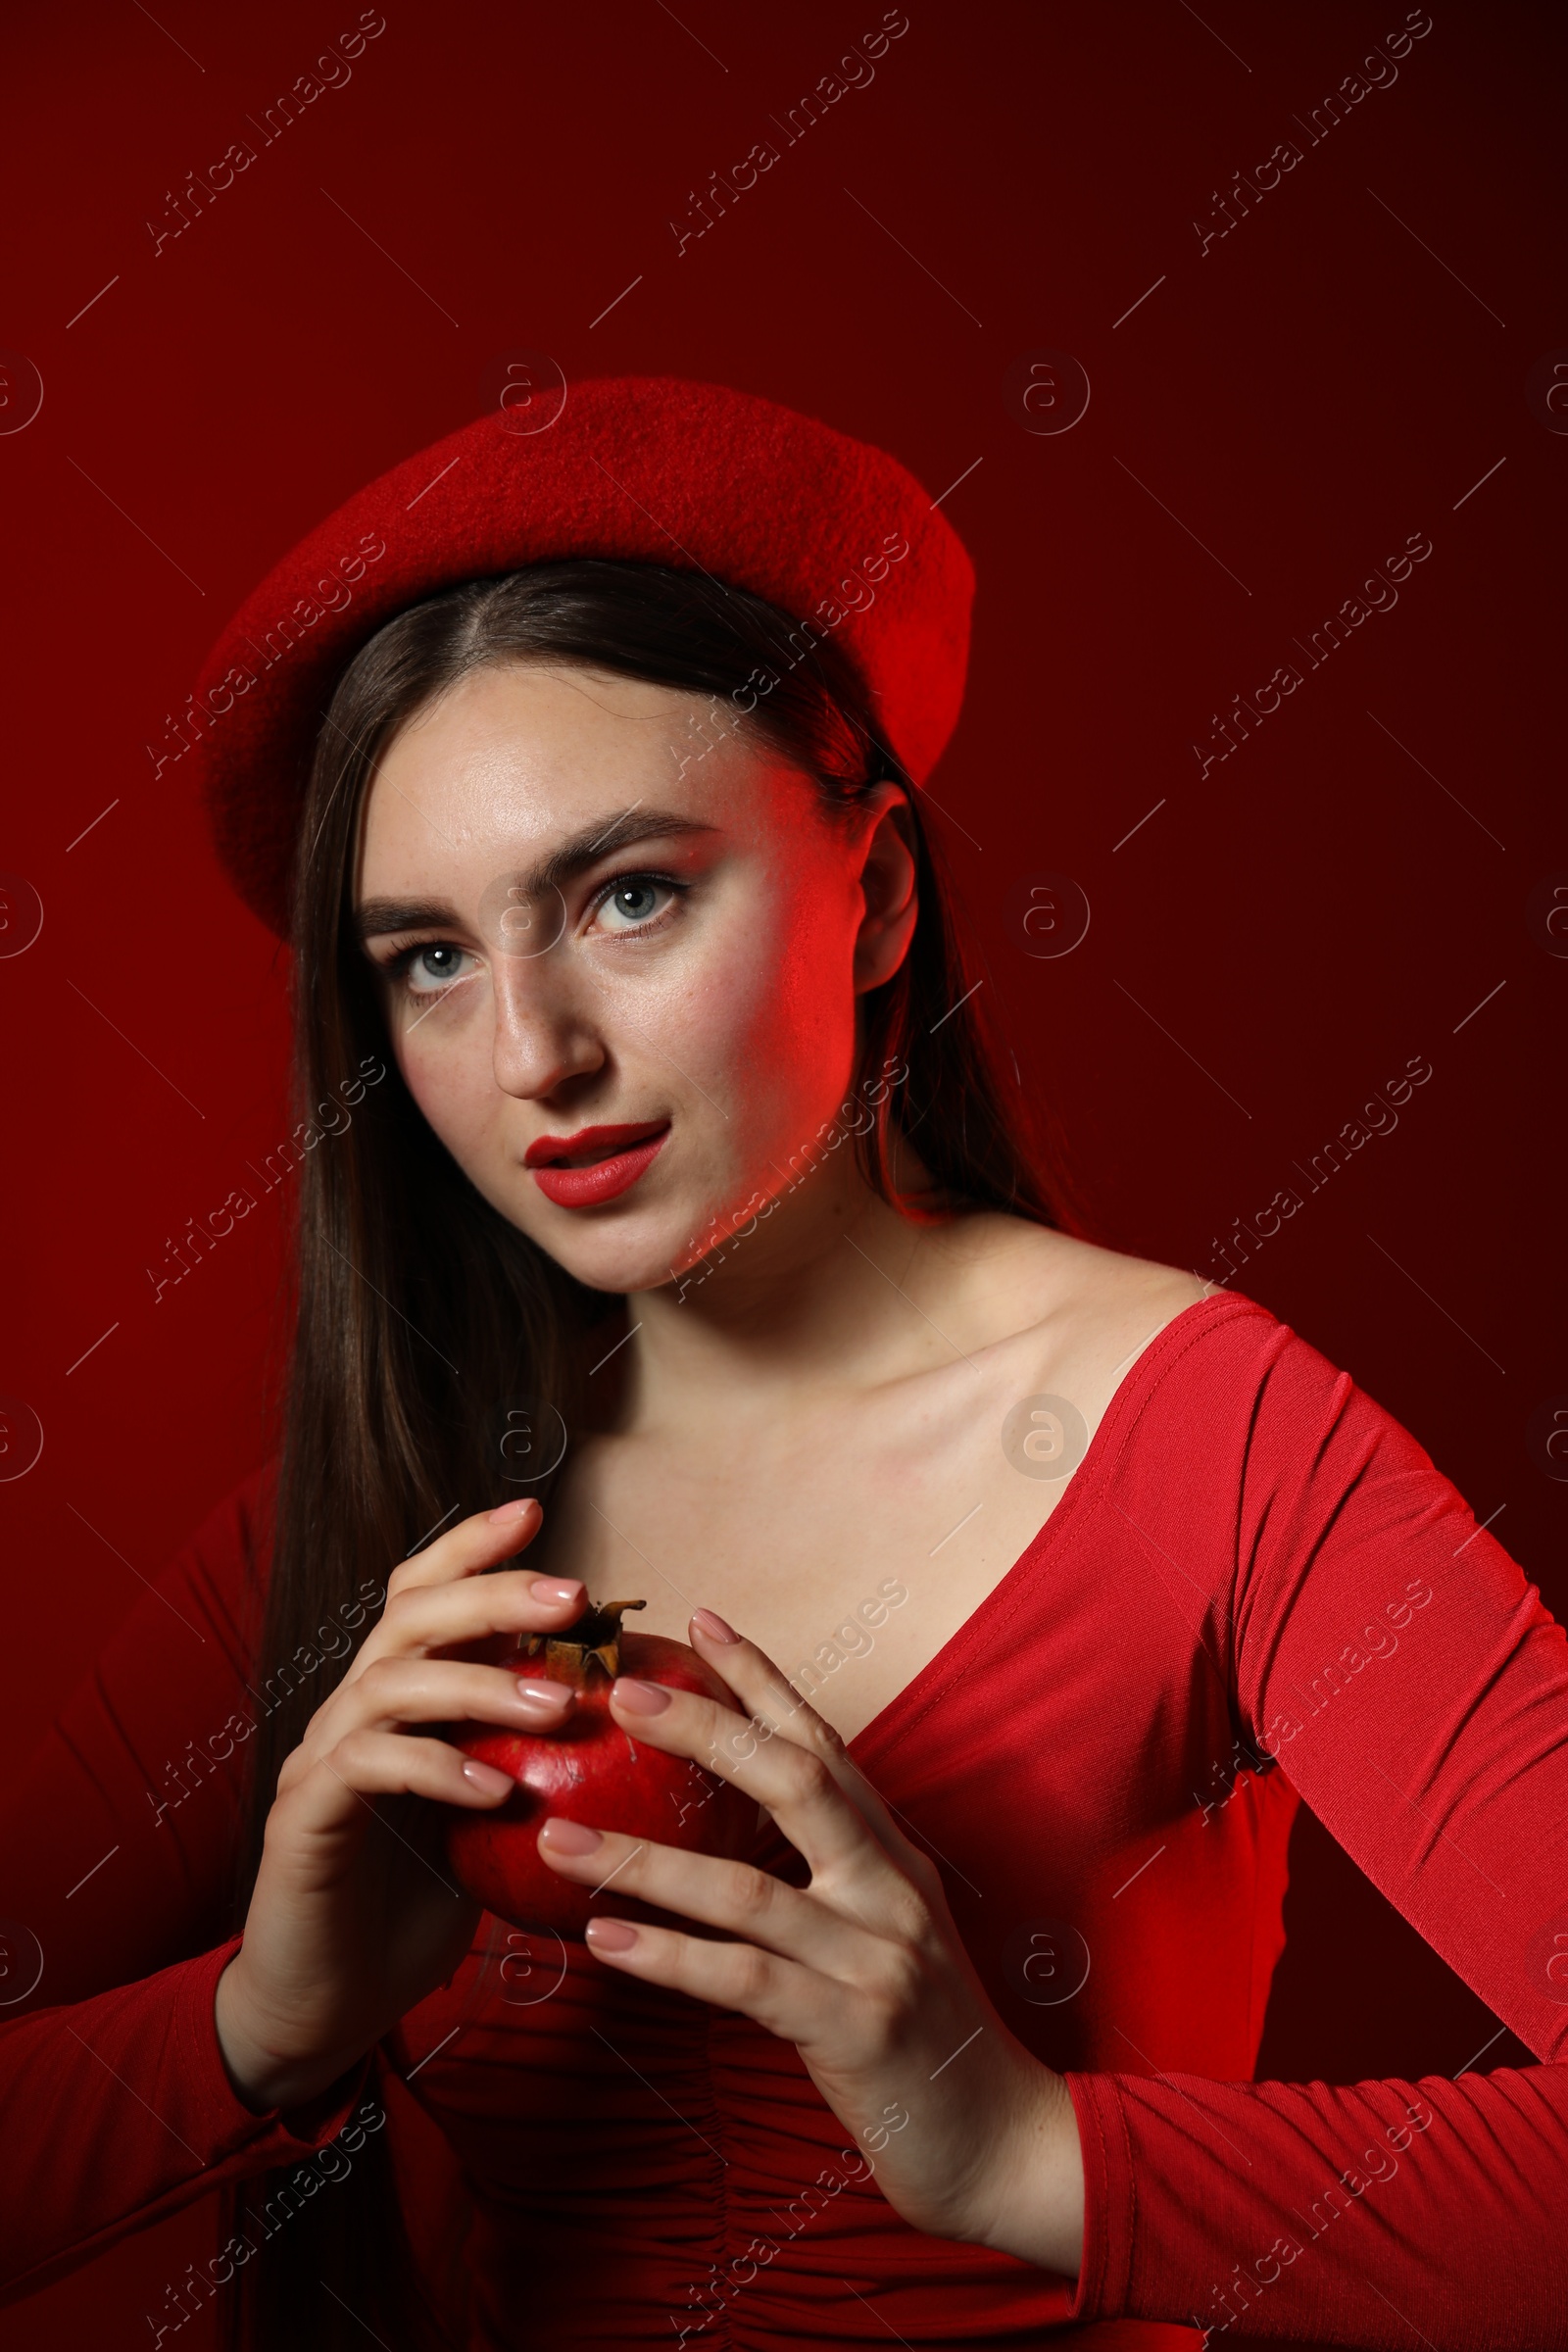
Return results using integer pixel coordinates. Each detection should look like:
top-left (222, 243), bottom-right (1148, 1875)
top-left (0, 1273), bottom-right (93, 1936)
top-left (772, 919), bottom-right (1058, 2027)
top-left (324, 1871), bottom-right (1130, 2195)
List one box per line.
top-left (524, 1121), bottom-right (670, 1209)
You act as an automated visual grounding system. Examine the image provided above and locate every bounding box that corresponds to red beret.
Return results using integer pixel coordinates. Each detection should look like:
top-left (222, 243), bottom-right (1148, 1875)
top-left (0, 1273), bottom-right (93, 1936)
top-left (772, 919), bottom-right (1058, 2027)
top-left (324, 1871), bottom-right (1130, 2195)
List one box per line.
top-left (188, 374), bottom-right (975, 938)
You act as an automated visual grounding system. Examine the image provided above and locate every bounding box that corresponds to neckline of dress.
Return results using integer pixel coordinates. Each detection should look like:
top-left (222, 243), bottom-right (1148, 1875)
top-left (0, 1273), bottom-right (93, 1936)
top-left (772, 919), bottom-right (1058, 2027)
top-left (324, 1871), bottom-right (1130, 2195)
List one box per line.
top-left (841, 1288), bottom-right (1256, 1766)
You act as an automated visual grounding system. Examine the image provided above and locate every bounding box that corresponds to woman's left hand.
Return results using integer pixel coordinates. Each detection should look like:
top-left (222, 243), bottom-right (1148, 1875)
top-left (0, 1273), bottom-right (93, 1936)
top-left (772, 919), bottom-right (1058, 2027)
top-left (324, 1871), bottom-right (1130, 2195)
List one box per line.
top-left (536, 1609), bottom-right (1085, 2278)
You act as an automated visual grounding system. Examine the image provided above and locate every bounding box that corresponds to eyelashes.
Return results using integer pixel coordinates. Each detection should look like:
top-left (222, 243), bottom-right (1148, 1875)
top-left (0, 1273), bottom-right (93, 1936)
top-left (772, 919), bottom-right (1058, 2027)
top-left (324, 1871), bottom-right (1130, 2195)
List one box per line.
top-left (383, 941), bottom-right (478, 996)
top-left (376, 869), bottom-right (692, 997)
top-left (591, 871), bottom-right (689, 935)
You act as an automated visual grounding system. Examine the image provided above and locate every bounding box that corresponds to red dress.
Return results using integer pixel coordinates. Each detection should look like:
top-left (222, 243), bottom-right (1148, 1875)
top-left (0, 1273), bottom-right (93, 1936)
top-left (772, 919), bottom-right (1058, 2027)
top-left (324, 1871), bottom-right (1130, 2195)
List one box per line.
top-left (3, 1292), bottom-right (1566, 2348)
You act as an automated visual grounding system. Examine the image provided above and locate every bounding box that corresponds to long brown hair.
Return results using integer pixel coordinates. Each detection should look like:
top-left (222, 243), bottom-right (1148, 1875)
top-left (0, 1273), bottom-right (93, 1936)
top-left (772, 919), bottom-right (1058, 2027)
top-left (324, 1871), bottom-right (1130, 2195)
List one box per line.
top-left (224, 559), bottom-right (1081, 2349)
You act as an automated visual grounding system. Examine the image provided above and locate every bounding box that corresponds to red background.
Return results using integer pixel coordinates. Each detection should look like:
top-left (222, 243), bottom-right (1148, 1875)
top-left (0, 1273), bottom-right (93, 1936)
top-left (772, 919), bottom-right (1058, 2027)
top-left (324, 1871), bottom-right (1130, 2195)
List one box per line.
top-left (2, 1), bottom-right (1562, 2341)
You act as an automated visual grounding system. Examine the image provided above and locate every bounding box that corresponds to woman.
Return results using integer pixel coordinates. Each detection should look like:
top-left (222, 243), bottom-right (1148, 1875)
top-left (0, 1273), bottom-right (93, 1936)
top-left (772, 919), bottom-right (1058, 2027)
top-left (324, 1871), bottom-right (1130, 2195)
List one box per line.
top-left (4, 378), bottom-right (1565, 2352)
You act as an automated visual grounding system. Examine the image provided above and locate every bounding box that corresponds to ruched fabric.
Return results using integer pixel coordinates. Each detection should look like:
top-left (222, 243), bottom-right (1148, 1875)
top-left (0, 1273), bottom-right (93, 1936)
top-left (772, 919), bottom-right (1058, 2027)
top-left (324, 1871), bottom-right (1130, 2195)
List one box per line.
top-left (5, 1293), bottom-right (1565, 2348)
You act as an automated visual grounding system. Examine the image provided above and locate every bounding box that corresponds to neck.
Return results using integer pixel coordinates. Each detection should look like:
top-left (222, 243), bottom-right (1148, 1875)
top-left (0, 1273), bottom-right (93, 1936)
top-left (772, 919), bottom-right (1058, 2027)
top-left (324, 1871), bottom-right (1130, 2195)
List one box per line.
top-left (619, 1136), bottom-right (964, 1424)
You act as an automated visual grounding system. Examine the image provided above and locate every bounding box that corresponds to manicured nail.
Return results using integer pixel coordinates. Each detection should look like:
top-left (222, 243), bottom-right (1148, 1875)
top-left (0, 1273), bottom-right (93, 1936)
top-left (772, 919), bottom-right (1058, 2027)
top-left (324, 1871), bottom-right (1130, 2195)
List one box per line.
top-left (612, 1677), bottom-right (670, 1715)
top-left (586, 1917), bottom-right (639, 1954)
top-left (514, 1678), bottom-right (570, 1709)
top-left (691, 1607), bottom-right (740, 1644)
top-left (488, 1498), bottom-right (536, 1523)
top-left (539, 1816), bottom-right (603, 1855)
top-left (461, 1759), bottom-right (514, 1795)
top-left (530, 1576), bottom-right (584, 1606)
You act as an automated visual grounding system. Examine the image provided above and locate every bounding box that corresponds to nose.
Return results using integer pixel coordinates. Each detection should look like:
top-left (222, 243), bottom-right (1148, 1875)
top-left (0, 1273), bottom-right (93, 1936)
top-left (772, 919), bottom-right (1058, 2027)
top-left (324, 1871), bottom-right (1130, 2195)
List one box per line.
top-left (488, 951), bottom-right (606, 1100)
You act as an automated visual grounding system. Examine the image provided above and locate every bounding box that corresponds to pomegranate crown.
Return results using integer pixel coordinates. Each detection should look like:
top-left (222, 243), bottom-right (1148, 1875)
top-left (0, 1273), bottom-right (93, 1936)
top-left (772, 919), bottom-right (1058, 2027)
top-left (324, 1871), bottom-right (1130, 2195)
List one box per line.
top-left (524, 1596), bottom-right (646, 1684)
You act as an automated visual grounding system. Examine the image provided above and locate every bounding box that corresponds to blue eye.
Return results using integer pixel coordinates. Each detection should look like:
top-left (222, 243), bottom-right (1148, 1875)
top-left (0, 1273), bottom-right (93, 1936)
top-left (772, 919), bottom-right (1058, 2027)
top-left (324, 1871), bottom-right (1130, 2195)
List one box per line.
top-left (593, 874), bottom-right (685, 933)
top-left (397, 944), bottom-right (474, 994)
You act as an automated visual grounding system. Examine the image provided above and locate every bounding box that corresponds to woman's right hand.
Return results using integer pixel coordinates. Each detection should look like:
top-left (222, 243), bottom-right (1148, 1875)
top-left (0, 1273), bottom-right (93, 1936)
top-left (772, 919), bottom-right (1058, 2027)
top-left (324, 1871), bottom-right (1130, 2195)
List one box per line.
top-left (214, 1497), bottom-right (582, 2114)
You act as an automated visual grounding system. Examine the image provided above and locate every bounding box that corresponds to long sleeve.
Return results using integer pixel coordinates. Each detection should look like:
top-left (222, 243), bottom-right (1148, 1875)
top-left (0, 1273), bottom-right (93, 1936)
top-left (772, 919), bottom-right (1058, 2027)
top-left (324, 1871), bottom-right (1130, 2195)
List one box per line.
top-left (1063, 1313), bottom-right (1568, 2346)
top-left (0, 1470), bottom-right (373, 2307)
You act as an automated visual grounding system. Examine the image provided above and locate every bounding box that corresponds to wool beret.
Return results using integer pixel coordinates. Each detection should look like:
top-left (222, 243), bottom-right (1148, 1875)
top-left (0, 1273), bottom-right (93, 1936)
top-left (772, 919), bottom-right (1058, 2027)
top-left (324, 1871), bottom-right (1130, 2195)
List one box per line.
top-left (188, 374), bottom-right (975, 938)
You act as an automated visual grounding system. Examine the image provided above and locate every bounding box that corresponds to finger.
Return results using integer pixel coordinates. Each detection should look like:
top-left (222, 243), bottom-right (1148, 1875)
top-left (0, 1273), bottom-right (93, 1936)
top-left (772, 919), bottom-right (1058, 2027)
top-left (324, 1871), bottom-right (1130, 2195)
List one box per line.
top-left (386, 1497), bottom-right (554, 1595)
top-left (311, 1656), bottom-right (575, 1747)
top-left (366, 1562), bottom-right (586, 1666)
top-left (577, 1908), bottom-right (846, 2046)
top-left (605, 1677), bottom-right (923, 1928)
top-left (536, 1817), bottom-right (868, 1975)
top-left (276, 1727), bottom-right (518, 1838)
top-left (684, 1616), bottom-right (948, 1894)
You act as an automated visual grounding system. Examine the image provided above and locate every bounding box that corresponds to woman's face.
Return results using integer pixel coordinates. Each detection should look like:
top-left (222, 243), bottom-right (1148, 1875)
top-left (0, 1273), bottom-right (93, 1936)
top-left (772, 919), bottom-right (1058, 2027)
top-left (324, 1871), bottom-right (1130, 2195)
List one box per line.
top-left (354, 662), bottom-right (917, 1296)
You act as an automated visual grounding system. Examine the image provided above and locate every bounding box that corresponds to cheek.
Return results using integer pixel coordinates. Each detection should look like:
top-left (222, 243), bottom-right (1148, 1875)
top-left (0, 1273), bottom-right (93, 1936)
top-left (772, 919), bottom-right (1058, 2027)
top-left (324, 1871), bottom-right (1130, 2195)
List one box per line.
top-left (394, 993), bottom-right (503, 1162)
top-left (659, 873), bottom-right (858, 1123)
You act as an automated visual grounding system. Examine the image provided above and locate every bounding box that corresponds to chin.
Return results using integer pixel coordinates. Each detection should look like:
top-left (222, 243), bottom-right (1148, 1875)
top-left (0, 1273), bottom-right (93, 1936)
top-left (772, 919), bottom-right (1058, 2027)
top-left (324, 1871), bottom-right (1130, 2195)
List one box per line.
top-left (546, 1227), bottom-right (688, 1298)
top-left (481, 1128), bottom-right (785, 1297)
top-left (494, 1178), bottom-right (717, 1298)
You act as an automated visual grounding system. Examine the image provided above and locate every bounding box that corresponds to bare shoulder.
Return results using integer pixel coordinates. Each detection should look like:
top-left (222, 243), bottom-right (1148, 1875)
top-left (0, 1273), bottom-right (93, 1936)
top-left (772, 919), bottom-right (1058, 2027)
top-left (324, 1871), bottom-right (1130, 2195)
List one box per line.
top-left (927, 1211), bottom-right (1212, 1388)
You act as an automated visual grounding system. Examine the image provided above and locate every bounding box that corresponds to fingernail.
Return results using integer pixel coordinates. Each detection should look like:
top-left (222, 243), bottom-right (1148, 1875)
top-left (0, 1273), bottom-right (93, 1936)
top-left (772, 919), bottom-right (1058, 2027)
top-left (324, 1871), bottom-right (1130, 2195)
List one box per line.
top-left (612, 1677), bottom-right (670, 1715)
top-left (586, 1918), bottom-right (639, 1953)
top-left (539, 1816), bottom-right (602, 1855)
top-left (514, 1678), bottom-right (570, 1709)
top-left (488, 1498), bottom-right (536, 1523)
top-left (530, 1576), bottom-right (584, 1606)
top-left (692, 1607), bottom-right (740, 1644)
top-left (462, 1759), bottom-right (514, 1795)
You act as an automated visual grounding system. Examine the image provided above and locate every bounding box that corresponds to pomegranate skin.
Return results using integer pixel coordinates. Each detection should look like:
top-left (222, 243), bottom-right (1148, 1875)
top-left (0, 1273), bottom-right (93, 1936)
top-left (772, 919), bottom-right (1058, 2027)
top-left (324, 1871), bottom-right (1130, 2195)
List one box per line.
top-left (443, 1629), bottom-right (759, 1938)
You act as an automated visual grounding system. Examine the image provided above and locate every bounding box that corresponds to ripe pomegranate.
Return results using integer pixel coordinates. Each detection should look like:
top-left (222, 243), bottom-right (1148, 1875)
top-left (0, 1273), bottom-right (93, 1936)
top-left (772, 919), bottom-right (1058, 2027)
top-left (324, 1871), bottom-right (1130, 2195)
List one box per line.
top-left (444, 1597), bottom-right (759, 1937)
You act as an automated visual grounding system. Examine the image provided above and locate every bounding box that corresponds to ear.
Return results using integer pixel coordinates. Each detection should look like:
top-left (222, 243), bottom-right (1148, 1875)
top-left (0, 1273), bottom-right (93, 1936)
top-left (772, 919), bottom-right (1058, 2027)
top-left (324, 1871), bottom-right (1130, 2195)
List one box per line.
top-left (853, 788), bottom-right (918, 994)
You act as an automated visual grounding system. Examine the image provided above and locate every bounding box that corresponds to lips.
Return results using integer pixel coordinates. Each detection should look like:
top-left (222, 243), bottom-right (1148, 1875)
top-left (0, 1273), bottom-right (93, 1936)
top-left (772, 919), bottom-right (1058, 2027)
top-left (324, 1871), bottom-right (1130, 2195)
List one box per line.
top-left (524, 1121), bottom-right (670, 1209)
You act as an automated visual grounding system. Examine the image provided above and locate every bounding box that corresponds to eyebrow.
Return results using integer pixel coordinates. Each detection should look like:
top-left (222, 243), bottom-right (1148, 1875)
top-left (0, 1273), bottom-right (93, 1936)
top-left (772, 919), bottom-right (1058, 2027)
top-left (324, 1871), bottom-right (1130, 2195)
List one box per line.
top-left (352, 808), bottom-right (719, 943)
